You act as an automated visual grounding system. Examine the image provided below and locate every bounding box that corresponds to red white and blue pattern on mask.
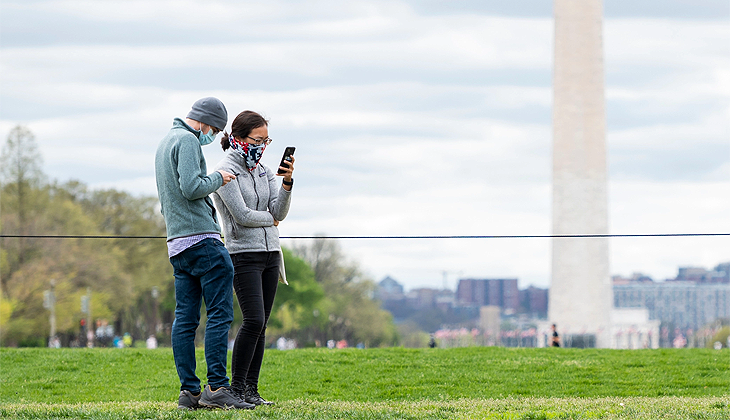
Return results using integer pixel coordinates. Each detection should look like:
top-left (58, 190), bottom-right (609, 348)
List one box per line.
top-left (229, 135), bottom-right (266, 171)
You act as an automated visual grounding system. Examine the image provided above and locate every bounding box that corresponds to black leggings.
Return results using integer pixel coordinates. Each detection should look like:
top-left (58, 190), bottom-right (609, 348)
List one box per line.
top-left (230, 251), bottom-right (280, 388)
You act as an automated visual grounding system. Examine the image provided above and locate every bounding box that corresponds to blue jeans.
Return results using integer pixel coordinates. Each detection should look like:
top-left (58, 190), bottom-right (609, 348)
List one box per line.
top-left (170, 238), bottom-right (234, 392)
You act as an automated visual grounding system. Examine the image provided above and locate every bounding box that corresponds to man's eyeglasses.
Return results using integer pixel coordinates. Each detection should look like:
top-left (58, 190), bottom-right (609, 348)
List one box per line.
top-left (246, 136), bottom-right (273, 145)
top-left (205, 125), bottom-right (221, 136)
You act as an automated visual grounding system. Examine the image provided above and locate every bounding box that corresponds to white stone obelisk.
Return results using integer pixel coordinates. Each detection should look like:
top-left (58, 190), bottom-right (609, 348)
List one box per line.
top-left (549, 0), bottom-right (611, 348)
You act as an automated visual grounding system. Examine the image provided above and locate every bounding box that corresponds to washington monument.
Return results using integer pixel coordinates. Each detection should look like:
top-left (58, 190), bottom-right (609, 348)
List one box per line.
top-left (549, 0), bottom-right (612, 347)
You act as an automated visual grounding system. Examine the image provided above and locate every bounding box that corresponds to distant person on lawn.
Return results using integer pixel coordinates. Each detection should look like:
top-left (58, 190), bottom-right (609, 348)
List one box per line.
top-left (551, 324), bottom-right (560, 347)
top-left (155, 97), bottom-right (253, 410)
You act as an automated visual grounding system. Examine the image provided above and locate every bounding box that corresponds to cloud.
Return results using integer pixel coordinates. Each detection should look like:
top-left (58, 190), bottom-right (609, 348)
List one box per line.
top-left (609, 180), bottom-right (730, 281)
top-left (606, 19), bottom-right (729, 70)
top-left (0, 17), bottom-right (552, 80)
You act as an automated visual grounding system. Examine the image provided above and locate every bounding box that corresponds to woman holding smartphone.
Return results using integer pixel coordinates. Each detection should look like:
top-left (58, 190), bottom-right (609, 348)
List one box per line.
top-left (211, 110), bottom-right (294, 405)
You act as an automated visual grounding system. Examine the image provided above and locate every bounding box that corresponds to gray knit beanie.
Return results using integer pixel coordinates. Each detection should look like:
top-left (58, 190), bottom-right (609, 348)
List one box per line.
top-left (186, 97), bottom-right (228, 131)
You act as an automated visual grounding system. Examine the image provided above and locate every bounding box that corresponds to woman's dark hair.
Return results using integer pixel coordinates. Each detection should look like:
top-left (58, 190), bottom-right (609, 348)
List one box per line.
top-left (221, 111), bottom-right (269, 151)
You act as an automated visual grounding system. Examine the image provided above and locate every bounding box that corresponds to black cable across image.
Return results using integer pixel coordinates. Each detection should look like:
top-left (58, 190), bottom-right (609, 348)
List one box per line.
top-left (0, 233), bottom-right (728, 240)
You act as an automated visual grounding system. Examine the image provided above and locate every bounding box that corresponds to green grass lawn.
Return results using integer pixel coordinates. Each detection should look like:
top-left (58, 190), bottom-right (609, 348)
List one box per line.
top-left (1, 347), bottom-right (729, 419)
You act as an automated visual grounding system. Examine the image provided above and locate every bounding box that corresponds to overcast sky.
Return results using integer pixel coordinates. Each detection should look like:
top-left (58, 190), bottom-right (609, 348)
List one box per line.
top-left (1, 0), bottom-right (728, 291)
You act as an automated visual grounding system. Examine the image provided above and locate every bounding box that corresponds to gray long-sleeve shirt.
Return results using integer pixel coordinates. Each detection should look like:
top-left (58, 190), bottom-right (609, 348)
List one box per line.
top-left (211, 150), bottom-right (292, 254)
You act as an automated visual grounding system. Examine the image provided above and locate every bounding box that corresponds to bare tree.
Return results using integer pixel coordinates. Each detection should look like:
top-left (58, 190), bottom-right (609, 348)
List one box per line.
top-left (292, 235), bottom-right (360, 286)
top-left (1, 125), bottom-right (43, 266)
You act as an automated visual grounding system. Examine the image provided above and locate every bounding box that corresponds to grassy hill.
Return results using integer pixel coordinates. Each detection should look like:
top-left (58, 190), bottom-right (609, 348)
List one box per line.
top-left (1, 346), bottom-right (729, 419)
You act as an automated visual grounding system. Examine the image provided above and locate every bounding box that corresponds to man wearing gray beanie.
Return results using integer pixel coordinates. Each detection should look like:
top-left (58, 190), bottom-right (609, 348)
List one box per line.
top-left (155, 97), bottom-right (254, 410)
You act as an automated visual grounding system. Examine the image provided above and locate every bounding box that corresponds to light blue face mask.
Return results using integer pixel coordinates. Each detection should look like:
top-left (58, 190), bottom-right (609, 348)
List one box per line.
top-left (198, 126), bottom-right (217, 145)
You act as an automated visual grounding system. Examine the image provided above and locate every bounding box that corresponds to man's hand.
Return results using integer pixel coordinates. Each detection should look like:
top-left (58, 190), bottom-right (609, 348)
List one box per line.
top-left (218, 170), bottom-right (236, 186)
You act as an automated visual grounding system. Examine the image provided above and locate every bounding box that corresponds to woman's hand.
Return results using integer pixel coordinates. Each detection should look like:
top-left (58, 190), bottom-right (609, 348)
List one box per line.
top-left (273, 219), bottom-right (279, 227)
top-left (277, 156), bottom-right (295, 189)
top-left (276, 156), bottom-right (295, 191)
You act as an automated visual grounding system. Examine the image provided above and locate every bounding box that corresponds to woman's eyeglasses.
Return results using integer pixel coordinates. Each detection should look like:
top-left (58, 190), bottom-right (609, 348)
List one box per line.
top-left (246, 136), bottom-right (273, 145)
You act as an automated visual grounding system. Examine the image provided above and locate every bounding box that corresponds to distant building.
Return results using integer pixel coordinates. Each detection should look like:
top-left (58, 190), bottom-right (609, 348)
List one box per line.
top-left (519, 286), bottom-right (548, 319)
top-left (456, 278), bottom-right (519, 315)
top-left (609, 308), bottom-right (660, 349)
top-left (376, 276), bottom-right (409, 319)
top-left (613, 263), bottom-right (730, 330)
top-left (614, 281), bottom-right (730, 330)
top-left (612, 272), bottom-right (654, 285)
top-left (669, 263), bottom-right (730, 284)
top-left (479, 306), bottom-right (501, 345)
top-left (402, 288), bottom-right (453, 309)
top-left (407, 288), bottom-right (437, 309)
top-left (434, 289), bottom-right (456, 312)
top-left (376, 276), bottom-right (404, 301)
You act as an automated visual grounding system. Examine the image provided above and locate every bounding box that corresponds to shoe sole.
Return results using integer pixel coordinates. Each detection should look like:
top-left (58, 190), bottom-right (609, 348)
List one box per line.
top-left (199, 401), bottom-right (255, 410)
top-left (246, 399), bottom-right (274, 406)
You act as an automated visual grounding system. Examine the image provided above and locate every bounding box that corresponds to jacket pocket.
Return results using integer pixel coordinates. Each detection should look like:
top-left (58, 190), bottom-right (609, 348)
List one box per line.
top-left (227, 213), bottom-right (238, 240)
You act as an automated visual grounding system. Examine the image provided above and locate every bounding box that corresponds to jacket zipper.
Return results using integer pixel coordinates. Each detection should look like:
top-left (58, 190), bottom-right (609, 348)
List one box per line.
top-left (204, 197), bottom-right (217, 222)
top-left (249, 170), bottom-right (269, 251)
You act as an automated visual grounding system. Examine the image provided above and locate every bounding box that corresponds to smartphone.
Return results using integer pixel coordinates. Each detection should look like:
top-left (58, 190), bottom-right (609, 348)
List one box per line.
top-left (277, 146), bottom-right (296, 174)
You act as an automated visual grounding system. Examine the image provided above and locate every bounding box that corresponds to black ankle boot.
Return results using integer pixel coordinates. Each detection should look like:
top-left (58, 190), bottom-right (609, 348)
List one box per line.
top-left (244, 383), bottom-right (274, 405)
top-left (230, 383), bottom-right (246, 401)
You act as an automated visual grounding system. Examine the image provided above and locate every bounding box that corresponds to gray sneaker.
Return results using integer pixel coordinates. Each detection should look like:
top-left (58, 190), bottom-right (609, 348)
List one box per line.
top-left (199, 385), bottom-right (255, 410)
top-left (177, 389), bottom-right (201, 410)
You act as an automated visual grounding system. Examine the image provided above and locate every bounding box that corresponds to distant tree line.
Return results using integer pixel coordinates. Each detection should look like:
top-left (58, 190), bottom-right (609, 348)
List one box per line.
top-left (0, 125), bottom-right (397, 348)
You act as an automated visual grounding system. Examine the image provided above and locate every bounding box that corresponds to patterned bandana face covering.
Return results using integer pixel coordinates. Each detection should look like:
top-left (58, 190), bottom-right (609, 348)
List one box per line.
top-left (229, 135), bottom-right (266, 170)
